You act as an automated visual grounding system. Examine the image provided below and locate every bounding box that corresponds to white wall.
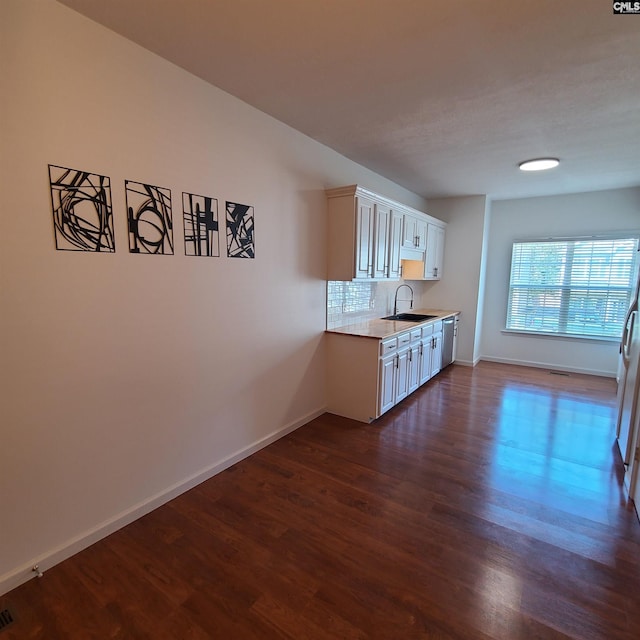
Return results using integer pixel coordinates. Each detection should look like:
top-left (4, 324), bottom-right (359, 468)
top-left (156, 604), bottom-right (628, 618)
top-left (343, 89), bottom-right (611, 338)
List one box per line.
top-left (422, 196), bottom-right (489, 365)
top-left (0, 0), bottom-right (427, 594)
top-left (481, 188), bottom-right (640, 376)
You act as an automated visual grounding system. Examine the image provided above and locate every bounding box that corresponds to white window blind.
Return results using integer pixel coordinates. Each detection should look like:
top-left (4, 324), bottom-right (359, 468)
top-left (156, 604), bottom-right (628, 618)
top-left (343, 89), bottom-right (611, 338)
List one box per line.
top-left (506, 236), bottom-right (639, 339)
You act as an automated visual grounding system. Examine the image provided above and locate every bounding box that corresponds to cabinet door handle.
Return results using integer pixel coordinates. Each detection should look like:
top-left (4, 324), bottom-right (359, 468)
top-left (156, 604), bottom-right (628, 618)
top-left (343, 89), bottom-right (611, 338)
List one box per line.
top-left (395, 354), bottom-right (399, 369)
top-left (433, 267), bottom-right (438, 277)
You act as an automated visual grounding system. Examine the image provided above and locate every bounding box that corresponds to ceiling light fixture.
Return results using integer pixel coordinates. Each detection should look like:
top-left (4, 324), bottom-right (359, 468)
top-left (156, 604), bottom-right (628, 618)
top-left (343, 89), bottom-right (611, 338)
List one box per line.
top-left (519, 158), bottom-right (560, 171)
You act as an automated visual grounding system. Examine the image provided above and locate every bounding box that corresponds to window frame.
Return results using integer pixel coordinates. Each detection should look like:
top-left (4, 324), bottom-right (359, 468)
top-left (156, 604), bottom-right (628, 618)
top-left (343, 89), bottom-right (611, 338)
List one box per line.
top-left (504, 233), bottom-right (640, 342)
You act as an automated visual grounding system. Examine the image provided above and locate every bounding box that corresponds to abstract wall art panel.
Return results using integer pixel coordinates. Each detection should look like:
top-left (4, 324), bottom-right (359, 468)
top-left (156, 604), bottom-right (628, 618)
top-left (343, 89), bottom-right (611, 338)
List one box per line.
top-left (126, 181), bottom-right (173, 255)
top-left (226, 201), bottom-right (255, 259)
top-left (48, 164), bottom-right (115, 252)
top-left (183, 192), bottom-right (219, 257)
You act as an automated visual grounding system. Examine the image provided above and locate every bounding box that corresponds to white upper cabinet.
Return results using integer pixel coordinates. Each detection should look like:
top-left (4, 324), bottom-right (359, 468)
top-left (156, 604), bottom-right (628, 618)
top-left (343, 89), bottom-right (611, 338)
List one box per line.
top-left (402, 221), bottom-right (446, 281)
top-left (401, 214), bottom-right (427, 251)
top-left (326, 188), bottom-right (376, 281)
top-left (372, 202), bottom-right (391, 279)
top-left (326, 185), bottom-right (445, 282)
top-left (354, 196), bottom-right (375, 279)
top-left (424, 223), bottom-right (445, 280)
top-left (388, 210), bottom-right (403, 280)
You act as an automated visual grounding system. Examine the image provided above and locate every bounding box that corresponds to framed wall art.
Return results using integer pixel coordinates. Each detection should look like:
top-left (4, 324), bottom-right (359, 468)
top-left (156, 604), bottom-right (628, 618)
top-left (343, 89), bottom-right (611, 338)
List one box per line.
top-left (49, 164), bottom-right (115, 252)
top-left (226, 201), bottom-right (254, 259)
top-left (125, 180), bottom-right (173, 255)
top-left (183, 192), bottom-right (219, 257)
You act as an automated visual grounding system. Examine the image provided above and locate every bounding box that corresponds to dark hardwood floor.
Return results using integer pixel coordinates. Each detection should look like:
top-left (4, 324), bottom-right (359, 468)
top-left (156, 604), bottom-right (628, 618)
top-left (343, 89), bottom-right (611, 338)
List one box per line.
top-left (3, 362), bottom-right (639, 639)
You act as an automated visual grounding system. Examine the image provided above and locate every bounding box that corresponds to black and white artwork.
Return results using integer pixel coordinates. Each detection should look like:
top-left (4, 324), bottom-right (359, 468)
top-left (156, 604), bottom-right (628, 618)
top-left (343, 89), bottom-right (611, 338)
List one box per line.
top-left (48, 164), bottom-right (115, 252)
top-left (183, 192), bottom-right (219, 257)
top-left (226, 201), bottom-right (254, 259)
top-left (126, 181), bottom-right (173, 255)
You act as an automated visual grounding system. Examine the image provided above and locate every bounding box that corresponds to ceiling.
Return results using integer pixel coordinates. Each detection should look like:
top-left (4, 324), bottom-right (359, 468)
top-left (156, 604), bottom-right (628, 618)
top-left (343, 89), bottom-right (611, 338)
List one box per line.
top-left (58, 0), bottom-right (640, 201)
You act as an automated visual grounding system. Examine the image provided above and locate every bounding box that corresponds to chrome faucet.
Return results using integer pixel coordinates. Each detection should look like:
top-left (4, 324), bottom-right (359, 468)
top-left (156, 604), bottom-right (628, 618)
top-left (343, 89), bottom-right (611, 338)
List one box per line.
top-left (393, 284), bottom-right (414, 316)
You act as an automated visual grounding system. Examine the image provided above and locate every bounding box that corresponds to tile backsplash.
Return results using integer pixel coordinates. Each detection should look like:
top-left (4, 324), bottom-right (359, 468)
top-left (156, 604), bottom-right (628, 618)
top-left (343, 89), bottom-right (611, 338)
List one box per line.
top-left (327, 280), bottom-right (416, 328)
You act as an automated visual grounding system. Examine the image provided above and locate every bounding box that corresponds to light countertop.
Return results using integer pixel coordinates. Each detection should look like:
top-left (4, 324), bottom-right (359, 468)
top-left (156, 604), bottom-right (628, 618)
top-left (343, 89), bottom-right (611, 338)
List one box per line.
top-left (326, 309), bottom-right (459, 340)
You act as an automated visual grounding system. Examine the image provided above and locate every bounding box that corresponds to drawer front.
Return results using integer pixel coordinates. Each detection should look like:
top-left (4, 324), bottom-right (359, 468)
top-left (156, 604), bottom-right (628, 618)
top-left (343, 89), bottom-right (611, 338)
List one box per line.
top-left (410, 328), bottom-right (422, 343)
top-left (432, 320), bottom-right (443, 333)
top-left (397, 332), bottom-right (412, 348)
top-left (380, 337), bottom-right (398, 356)
top-left (421, 323), bottom-right (434, 337)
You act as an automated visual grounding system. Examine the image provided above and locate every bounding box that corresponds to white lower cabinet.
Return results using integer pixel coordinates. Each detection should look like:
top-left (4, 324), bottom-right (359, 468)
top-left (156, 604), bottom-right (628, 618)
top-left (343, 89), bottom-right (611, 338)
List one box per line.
top-left (407, 328), bottom-right (422, 394)
top-left (395, 331), bottom-right (413, 404)
top-left (377, 326), bottom-right (434, 418)
top-left (379, 351), bottom-right (397, 415)
top-left (430, 328), bottom-right (443, 378)
top-left (420, 325), bottom-right (433, 384)
top-left (407, 345), bottom-right (420, 394)
top-left (378, 336), bottom-right (415, 415)
top-left (395, 346), bottom-right (411, 404)
top-left (326, 315), bottom-right (457, 423)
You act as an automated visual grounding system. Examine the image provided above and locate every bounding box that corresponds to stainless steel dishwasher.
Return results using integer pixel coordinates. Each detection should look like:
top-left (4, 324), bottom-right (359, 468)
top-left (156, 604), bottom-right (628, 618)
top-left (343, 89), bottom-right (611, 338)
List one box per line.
top-left (441, 316), bottom-right (455, 368)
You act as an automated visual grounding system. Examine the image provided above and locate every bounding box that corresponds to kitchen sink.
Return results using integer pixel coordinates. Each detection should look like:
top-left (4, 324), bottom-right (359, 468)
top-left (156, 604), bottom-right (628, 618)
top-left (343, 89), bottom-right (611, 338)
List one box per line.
top-left (381, 313), bottom-right (437, 322)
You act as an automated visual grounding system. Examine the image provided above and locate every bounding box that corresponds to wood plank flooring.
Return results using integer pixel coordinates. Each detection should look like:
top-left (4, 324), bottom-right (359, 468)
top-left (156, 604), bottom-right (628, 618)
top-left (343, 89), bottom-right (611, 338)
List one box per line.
top-left (2, 362), bottom-right (639, 639)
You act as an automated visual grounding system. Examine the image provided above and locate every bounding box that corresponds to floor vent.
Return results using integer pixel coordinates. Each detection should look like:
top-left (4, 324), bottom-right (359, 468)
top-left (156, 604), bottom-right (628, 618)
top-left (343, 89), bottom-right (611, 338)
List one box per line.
top-left (0, 608), bottom-right (15, 632)
top-left (549, 370), bottom-right (570, 376)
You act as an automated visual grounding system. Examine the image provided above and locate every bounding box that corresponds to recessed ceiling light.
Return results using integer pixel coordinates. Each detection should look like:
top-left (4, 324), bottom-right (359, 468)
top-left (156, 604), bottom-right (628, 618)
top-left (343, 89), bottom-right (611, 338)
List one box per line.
top-left (519, 158), bottom-right (560, 171)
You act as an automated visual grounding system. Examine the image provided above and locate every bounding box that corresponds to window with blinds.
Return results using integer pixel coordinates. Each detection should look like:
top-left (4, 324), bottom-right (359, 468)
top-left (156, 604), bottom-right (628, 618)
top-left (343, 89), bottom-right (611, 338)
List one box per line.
top-left (506, 236), bottom-right (639, 339)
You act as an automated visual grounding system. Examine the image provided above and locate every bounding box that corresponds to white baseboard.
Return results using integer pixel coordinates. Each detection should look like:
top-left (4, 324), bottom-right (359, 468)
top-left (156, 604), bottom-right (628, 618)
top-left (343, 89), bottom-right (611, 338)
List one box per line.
top-left (0, 407), bottom-right (326, 597)
top-left (478, 356), bottom-right (616, 378)
top-left (452, 358), bottom-right (476, 367)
